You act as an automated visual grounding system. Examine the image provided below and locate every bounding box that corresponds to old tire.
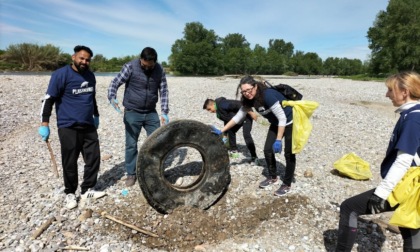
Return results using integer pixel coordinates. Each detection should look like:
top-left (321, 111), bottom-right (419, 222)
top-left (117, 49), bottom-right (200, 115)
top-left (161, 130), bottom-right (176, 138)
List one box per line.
top-left (137, 119), bottom-right (230, 213)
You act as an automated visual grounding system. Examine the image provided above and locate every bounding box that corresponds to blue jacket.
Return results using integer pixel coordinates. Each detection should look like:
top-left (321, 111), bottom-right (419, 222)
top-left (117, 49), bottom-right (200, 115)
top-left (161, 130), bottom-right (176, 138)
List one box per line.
top-left (380, 104), bottom-right (420, 178)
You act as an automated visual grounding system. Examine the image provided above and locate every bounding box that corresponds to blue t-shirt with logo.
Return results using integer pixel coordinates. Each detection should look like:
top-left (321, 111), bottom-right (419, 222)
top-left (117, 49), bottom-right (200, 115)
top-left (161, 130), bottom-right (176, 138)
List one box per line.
top-left (254, 88), bottom-right (293, 125)
top-left (380, 104), bottom-right (420, 178)
top-left (47, 65), bottom-right (96, 128)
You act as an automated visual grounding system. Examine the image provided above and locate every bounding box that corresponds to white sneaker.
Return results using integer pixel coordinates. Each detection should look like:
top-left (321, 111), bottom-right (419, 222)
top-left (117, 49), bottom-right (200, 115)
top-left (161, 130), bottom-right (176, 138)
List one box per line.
top-left (81, 190), bottom-right (106, 200)
top-left (65, 193), bottom-right (78, 209)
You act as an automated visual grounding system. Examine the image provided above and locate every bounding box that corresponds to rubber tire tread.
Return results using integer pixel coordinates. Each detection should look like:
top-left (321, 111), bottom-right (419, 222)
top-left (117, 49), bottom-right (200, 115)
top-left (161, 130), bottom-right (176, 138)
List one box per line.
top-left (137, 119), bottom-right (230, 213)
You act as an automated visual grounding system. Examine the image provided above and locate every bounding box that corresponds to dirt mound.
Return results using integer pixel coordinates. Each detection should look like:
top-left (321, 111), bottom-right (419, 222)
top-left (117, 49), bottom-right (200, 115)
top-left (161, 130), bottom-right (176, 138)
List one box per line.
top-left (96, 193), bottom-right (311, 250)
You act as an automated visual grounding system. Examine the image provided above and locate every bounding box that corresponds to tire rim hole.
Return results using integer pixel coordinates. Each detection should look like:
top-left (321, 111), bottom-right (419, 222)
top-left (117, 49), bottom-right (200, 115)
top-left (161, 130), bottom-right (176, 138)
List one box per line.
top-left (163, 146), bottom-right (204, 189)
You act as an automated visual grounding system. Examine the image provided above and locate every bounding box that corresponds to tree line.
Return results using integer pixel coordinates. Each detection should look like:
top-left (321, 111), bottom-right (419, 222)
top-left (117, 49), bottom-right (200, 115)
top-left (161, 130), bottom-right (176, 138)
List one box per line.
top-left (1, 0), bottom-right (418, 76)
top-left (0, 36), bottom-right (365, 76)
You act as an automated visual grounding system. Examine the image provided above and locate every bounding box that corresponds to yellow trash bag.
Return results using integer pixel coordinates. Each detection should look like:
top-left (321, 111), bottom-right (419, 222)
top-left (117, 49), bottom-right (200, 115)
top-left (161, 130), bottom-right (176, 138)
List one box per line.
top-left (333, 152), bottom-right (372, 180)
top-left (282, 100), bottom-right (319, 154)
top-left (387, 167), bottom-right (420, 229)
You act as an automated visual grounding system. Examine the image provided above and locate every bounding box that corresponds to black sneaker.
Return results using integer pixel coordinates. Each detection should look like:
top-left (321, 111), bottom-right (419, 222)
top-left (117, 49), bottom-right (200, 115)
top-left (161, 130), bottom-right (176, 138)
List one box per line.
top-left (259, 177), bottom-right (279, 188)
top-left (249, 157), bottom-right (260, 166)
top-left (274, 184), bottom-right (291, 196)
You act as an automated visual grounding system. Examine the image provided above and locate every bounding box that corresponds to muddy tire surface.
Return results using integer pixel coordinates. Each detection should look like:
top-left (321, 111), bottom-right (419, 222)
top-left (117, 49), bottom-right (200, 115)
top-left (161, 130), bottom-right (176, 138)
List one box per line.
top-left (137, 119), bottom-right (231, 213)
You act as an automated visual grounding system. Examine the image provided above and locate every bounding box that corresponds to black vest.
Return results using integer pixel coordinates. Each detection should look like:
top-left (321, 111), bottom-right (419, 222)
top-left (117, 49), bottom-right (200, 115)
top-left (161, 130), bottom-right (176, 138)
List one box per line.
top-left (123, 59), bottom-right (163, 113)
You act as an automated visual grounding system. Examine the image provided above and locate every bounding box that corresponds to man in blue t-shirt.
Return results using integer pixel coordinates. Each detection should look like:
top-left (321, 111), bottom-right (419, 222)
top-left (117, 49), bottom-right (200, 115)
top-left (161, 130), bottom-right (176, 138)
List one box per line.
top-left (38, 45), bottom-right (106, 210)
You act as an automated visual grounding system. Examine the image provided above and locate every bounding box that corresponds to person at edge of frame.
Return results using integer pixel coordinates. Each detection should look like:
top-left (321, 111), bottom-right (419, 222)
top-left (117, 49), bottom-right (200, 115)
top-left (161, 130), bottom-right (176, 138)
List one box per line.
top-left (335, 71), bottom-right (420, 251)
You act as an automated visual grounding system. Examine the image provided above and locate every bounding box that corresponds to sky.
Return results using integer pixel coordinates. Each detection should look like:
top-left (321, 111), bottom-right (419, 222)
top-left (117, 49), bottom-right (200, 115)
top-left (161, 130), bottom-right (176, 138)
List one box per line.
top-left (0, 0), bottom-right (389, 63)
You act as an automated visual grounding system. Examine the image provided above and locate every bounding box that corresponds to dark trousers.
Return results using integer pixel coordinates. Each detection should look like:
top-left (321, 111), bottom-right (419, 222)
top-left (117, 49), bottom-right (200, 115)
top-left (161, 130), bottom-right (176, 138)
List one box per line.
top-left (336, 188), bottom-right (420, 251)
top-left (263, 123), bottom-right (295, 185)
top-left (226, 116), bottom-right (257, 157)
top-left (58, 126), bottom-right (100, 195)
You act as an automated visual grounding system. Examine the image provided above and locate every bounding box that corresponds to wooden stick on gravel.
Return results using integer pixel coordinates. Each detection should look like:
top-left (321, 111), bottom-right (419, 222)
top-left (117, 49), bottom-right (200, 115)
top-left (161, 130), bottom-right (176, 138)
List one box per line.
top-left (372, 219), bottom-right (400, 234)
top-left (46, 140), bottom-right (59, 178)
top-left (31, 216), bottom-right (56, 240)
top-left (59, 245), bottom-right (89, 251)
top-left (100, 211), bottom-right (159, 238)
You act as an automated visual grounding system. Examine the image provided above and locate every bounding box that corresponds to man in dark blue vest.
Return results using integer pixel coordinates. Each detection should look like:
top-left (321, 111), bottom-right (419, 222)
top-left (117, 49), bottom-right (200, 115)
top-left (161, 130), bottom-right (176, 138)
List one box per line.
top-left (38, 45), bottom-right (106, 209)
top-left (108, 47), bottom-right (170, 187)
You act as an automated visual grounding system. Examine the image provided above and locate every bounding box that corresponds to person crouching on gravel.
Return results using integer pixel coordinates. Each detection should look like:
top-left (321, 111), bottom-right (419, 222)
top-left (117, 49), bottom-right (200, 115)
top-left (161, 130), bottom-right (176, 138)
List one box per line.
top-left (203, 97), bottom-right (259, 163)
top-left (335, 71), bottom-right (420, 251)
top-left (38, 45), bottom-right (106, 210)
top-left (211, 76), bottom-right (295, 196)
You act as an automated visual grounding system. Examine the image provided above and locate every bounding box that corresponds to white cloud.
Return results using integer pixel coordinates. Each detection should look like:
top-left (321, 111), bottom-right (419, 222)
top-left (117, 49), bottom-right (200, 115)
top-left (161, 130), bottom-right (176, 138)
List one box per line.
top-left (0, 0), bottom-right (388, 61)
top-left (0, 23), bottom-right (33, 33)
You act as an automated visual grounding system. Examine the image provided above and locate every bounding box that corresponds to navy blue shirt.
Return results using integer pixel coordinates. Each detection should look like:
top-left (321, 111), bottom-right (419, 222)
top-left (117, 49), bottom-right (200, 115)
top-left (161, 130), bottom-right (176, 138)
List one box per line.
top-left (46, 65), bottom-right (97, 128)
top-left (380, 104), bottom-right (420, 178)
top-left (255, 88), bottom-right (293, 125)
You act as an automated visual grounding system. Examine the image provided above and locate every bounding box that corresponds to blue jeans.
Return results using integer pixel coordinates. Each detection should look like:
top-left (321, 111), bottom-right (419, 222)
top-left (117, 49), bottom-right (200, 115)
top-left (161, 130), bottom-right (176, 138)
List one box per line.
top-left (124, 110), bottom-right (160, 175)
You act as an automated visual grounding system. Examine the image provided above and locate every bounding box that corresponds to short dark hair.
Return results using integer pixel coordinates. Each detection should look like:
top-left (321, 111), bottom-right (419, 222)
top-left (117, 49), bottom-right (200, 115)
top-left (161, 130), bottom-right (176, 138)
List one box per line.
top-left (74, 45), bottom-right (93, 57)
top-left (202, 98), bottom-right (214, 109)
top-left (140, 47), bottom-right (158, 62)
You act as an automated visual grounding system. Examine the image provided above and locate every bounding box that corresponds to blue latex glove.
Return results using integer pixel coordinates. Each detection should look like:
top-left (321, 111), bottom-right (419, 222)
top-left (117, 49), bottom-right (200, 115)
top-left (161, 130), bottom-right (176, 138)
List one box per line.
top-left (272, 139), bottom-right (282, 153)
top-left (93, 115), bottom-right (99, 129)
top-left (162, 114), bottom-right (170, 125)
top-left (110, 98), bottom-right (122, 114)
top-left (222, 136), bottom-right (228, 144)
top-left (210, 125), bottom-right (222, 136)
top-left (38, 126), bottom-right (50, 141)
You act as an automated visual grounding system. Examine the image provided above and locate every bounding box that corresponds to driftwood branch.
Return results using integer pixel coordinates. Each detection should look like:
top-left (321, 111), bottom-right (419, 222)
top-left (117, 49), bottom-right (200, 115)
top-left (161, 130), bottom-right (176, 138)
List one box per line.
top-left (31, 216), bottom-right (56, 239)
top-left (100, 211), bottom-right (159, 238)
top-left (372, 219), bottom-right (400, 234)
top-left (46, 140), bottom-right (59, 178)
top-left (59, 246), bottom-right (89, 251)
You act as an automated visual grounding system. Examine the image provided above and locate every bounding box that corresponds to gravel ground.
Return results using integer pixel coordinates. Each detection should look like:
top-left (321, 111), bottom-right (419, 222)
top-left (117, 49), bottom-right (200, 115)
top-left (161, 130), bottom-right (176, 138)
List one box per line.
top-left (0, 74), bottom-right (405, 251)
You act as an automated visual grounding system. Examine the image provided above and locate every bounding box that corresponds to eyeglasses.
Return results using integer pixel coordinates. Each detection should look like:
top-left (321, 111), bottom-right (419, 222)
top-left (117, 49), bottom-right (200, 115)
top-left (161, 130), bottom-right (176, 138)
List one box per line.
top-left (241, 86), bottom-right (255, 95)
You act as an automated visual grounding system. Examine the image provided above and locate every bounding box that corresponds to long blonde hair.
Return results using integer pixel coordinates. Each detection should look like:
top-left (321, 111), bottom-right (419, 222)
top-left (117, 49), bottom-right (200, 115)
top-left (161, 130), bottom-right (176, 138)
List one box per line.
top-left (385, 71), bottom-right (420, 100)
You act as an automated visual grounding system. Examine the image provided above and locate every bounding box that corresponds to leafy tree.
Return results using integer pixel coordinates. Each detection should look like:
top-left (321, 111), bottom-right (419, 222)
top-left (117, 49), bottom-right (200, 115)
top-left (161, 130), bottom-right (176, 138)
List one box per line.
top-left (91, 54), bottom-right (107, 72)
top-left (266, 39), bottom-right (295, 74)
top-left (170, 22), bottom-right (222, 75)
top-left (290, 50), bottom-right (305, 74)
top-left (249, 44), bottom-right (268, 74)
top-left (367, 0), bottom-right (420, 74)
top-left (221, 33), bottom-right (252, 74)
top-left (323, 57), bottom-right (340, 75)
top-left (268, 39), bottom-right (294, 58)
top-left (323, 57), bottom-right (365, 76)
top-left (60, 53), bottom-right (72, 66)
top-left (302, 52), bottom-right (323, 75)
top-left (1, 43), bottom-right (64, 70)
top-left (339, 58), bottom-right (364, 75)
top-left (290, 51), bottom-right (322, 75)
